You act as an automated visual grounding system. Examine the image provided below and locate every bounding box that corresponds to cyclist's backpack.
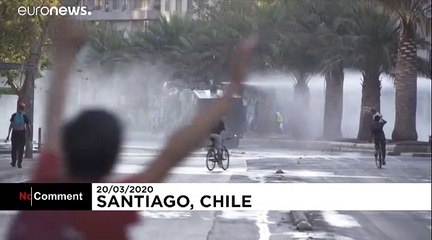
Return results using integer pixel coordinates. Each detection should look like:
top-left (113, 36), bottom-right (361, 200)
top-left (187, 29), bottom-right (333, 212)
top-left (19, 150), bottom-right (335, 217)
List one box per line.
top-left (12, 112), bottom-right (25, 131)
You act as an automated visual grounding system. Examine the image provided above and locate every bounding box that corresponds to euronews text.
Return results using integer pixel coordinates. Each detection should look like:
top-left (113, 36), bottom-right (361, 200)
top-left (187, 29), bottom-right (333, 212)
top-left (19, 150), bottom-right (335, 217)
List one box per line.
top-left (18, 6), bottom-right (91, 16)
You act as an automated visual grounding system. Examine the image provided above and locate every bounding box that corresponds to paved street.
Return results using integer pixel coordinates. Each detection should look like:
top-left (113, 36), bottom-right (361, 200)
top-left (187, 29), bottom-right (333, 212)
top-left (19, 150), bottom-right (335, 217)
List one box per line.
top-left (0, 140), bottom-right (430, 240)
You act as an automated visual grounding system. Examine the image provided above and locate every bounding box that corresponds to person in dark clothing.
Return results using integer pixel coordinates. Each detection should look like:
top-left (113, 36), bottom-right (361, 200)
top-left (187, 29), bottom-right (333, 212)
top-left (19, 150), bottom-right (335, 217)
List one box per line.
top-left (370, 115), bottom-right (387, 165)
top-left (211, 119), bottom-right (225, 165)
top-left (5, 103), bottom-right (31, 168)
top-left (210, 79), bottom-right (220, 96)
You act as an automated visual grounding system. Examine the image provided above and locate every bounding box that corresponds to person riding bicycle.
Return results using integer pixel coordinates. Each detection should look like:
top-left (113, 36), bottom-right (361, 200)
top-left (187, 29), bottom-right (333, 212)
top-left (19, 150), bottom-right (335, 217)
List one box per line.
top-left (211, 118), bottom-right (225, 166)
top-left (370, 115), bottom-right (387, 165)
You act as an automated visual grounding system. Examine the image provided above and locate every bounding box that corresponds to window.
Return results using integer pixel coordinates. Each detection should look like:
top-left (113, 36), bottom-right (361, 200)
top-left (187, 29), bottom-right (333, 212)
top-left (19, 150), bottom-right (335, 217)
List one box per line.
top-left (165, 0), bottom-right (170, 11)
top-left (187, 0), bottom-right (193, 12)
top-left (143, 0), bottom-right (150, 9)
top-left (175, 0), bottom-right (181, 12)
top-left (134, 0), bottom-right (150, 9)
top-left (83, 0), bottom-right (94, 8)
top-left (104, 0), bottom-right (109, 11)
top-left (122, 0), bottom-right (129, 11)
top-left (95, 0), bottom-right (103, 10)
top-left (112, 0), bottom-right (119, 10)
top-left (153, 0), bottom-right (161, 11)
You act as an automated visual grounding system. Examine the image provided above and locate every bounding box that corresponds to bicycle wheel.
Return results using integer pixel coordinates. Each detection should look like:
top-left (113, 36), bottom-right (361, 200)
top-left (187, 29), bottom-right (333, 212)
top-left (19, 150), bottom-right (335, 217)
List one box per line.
top-left (378, 148), bottom-right (383, 168)
top-left (206, 149), bottom-right (216, 171)
top-left (375, 147), bottom-right (382, 169)
top-left (220, 146), bottom-right (230, 170)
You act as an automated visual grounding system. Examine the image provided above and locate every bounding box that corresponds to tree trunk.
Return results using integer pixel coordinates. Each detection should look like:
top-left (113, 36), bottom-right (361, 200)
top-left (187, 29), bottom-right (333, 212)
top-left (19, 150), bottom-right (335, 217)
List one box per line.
top-left (392, 29), bottom-right (418, 141)
top-left (322, 64), bottom-right (344, 140)
top-left (21, 18), bottom-right (51, 158)
top-left (357, 70), bottom-right (381, 140)
top-left (292, 74), bottom-right (310, 139)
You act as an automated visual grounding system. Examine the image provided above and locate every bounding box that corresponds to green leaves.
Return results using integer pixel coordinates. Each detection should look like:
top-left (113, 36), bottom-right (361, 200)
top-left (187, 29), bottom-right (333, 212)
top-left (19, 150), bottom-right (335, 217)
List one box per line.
top-left (0, 0), bottom-right (60, 93)
top-left (83, 0), bottom-right (430, 86)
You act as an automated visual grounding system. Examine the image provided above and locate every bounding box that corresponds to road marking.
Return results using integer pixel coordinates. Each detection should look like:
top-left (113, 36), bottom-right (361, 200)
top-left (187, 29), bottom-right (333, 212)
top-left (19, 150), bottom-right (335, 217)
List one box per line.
top-left (257, 211), bottom-right (271, 240)
top-left (218, 211), bottom-right (274, 240)
top-left (140, 211), bottom-right (191, 219)
top-left (113, 163), bottom-right (247, 176)
top-left (322, 211), bottom-right (361, 228)
top-left (244, 170), bottom-right (388, 183)
top-left (272, 231), bottom-right (355, 239)
top-left (0, 211), bottom-right (18, 215)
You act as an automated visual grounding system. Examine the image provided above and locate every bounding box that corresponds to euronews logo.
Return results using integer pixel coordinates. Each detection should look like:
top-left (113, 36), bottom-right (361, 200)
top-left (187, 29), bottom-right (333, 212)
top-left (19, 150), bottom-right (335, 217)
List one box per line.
top-left (17, 6), bottom-right (92, 16)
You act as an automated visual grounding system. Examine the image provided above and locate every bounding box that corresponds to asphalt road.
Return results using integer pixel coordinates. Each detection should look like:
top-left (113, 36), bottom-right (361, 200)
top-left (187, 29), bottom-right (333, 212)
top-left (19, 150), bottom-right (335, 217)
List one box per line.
top-left (0, 139), bottom-right (430, 240)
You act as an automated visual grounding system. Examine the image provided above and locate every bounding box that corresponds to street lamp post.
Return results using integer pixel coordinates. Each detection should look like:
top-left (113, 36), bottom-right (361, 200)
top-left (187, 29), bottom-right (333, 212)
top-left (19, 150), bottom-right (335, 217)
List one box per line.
top-left (24, 62), bottom-right (36, 159)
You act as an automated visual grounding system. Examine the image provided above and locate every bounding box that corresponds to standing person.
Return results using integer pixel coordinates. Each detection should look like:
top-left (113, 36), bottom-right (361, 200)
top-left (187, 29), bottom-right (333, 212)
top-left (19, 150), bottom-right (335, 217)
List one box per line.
top-left (210, 79), bottom-right (219, 96)
top-left (5, 103), bottom-right (31, 168)
top-left (275, 111), bottom-right (284, 133)
top-left (7, 18), bottom-right (257, 240)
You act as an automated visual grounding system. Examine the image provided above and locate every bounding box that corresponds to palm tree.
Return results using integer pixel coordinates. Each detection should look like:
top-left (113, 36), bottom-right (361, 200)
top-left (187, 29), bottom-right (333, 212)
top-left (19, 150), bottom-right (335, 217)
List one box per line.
top-left (254, 0), bottom-right (320, 137)
top-left (131, 15), bottom-right (219, 83)
top-left (307, 0), bottom-right (355, 140)
top-left (283, 1), bottom-right (321, 139)
top-left (376, 0), bottom-right (431, 141)
top-left (341, 5), bottom-right (398, 140)
top-left (85, 22), bottom-right (132, 71)
top-left (286, 38), bottom-right (320, 139)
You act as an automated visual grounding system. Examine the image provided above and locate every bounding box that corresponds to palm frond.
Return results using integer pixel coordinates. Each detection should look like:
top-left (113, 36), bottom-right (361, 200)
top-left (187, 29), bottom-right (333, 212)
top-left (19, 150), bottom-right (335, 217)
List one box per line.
top-left (417, 55), bottom-right (432, 78)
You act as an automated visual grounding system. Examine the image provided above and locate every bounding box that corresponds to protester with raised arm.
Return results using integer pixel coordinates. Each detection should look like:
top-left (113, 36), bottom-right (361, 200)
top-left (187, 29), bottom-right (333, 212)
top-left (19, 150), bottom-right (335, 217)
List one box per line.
top-left (7, 17), bottom-right (257, 240)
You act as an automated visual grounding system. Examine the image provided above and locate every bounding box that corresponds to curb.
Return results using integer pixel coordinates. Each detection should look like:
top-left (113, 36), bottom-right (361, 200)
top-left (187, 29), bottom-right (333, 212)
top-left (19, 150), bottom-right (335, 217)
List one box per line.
top-left (0, 150), bottom-right (39, 155)
top-left (242, 140), bottom-right (430, 157)
top-left (289, 211), bottom-right (312, 231)
top-left (230, 150), bottom-right (246, 154)
top-left (404, 153), bottom-right (431, 158)
top-left (388, 152), bottom-right (432, 157)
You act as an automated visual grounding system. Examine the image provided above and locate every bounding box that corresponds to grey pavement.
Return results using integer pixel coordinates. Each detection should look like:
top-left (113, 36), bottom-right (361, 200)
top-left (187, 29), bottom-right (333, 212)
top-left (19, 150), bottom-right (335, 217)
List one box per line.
top-left (0, 154), bottom-right (37, 183)
top-left (0, 139), bottom-right (430, 240)
top-left (307, 211), bottom-right (431, 240)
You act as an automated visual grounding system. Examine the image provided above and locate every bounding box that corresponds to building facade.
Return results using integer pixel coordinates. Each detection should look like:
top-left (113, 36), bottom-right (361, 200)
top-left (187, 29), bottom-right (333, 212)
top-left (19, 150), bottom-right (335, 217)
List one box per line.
top-left (78, 0), bottom-right (193, 32)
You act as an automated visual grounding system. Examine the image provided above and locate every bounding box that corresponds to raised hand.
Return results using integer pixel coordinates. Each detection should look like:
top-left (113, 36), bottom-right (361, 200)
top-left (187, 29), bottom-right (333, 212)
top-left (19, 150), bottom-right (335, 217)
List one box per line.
top-left (228, 36), bottom-right (258, 96)
top-left (51, 17), bottom-right (87, 54)
top-left (44, 17), bottom-right (87, 154)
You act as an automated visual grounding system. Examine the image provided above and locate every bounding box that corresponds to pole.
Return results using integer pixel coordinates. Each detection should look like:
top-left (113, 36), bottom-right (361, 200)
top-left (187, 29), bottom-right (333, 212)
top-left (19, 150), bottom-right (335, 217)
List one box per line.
top-left (38, 127), bottom-right (42, 151)
top-left (24, 61), bottom-right (35, 159)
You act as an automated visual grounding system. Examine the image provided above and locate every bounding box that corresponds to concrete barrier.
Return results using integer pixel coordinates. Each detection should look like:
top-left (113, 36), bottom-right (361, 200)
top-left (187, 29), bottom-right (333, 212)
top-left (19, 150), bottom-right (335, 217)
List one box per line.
top-left (241, 137), bottom-right (432, 155)
top-left (289, 211), bottom-right (312, 231)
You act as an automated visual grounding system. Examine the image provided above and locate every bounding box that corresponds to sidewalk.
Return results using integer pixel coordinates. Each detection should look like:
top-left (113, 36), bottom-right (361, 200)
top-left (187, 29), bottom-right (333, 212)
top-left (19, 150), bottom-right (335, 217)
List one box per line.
top-left (0, 141), bottom-right (39, 154)
top-left (0, 152), bottom-right (37, 183)
top-left (242, 133), bottom-right (431, 156)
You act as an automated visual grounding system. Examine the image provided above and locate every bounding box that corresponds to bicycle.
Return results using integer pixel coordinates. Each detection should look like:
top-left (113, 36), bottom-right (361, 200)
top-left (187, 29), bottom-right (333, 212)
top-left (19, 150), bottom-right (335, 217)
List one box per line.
top-left (374, 142), bottom-right (384, 169)
top-left (206, 137), bottom-right (230, 171)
